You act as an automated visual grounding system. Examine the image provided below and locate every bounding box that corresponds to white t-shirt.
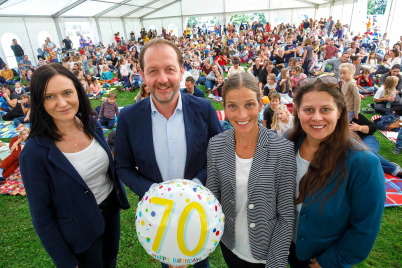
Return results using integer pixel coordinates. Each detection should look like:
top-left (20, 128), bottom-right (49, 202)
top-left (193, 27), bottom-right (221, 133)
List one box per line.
top-left (374, 86), bottom-right (396, 100)
top-left (293, 150), bottom-right (310, 243)
top-left (231, 154), bottom-right (266, 264)
top-left (278, 115), bottom-right (294, 136)
top-left (63, 139), bottom-right (113, 204)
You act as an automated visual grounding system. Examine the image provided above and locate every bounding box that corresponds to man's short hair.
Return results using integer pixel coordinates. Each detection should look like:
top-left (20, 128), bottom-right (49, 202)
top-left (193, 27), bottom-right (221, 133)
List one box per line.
top-left (185, 76), bottom-right (195, 84)
top-left (139, 38), bottom-right (184, 71)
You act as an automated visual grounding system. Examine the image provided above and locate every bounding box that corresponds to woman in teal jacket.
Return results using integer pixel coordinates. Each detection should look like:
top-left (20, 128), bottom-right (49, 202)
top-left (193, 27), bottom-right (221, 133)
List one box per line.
top-left (287, 76), bottom-right (385, 268)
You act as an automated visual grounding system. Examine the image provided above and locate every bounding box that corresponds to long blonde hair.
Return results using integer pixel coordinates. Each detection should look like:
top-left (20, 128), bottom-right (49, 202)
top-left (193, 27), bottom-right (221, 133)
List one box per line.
top-left (271, 104), bottom-right (291, 132)
top-left (280, 68), bottom-right (292, 93)
top-left (383, 76), bottom-right (398, 97)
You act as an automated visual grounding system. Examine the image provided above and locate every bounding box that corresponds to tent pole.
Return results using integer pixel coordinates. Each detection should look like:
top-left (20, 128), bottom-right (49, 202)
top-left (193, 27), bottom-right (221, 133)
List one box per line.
top-left (349, 0), bottom-right (355, 32)
top-left (122, 18), bottom-right (128, 41)
top-left (53, 17), bottom-right (63, 48)
top-left (95, 17), bottom-right (103, 43)
top-left (22, 18), bottom-right (37, 66)
top-left (385, 0), bottom-right (394, 33)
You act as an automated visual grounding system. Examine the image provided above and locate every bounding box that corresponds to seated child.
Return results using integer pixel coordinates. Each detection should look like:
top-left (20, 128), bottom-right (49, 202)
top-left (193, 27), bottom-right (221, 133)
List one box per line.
top-left (129, 65), bottom-right (143, 89)
top-left (89, 77), bottom-right (103, 99)
top-left (212, 75), bottom-right (224, 97)
top-left (13, 94), bottom-right (30, 129)
top-left (0, 127), bottom-right (29, 181)
top-left (357, 68), bottom-right (377, 94)
top-left (263, 73), bottom-right (278, 96)
top-left (99, 92), bottom-right (119, 129)
top-left (271, 104), bottom-right (294, 136)
top-left (101, 66), bottom-right (113, 88)
top-left (14, 82), bottom-right (26, 95)
top-left (263, 91), bottom-right (281, 129)
top-left (291, 66), bottom-right (307, 89)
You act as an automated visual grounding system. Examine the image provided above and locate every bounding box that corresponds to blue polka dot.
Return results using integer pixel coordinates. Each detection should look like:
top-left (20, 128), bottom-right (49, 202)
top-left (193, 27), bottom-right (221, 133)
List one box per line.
top-left (151, 211), bottom-right (156, 217)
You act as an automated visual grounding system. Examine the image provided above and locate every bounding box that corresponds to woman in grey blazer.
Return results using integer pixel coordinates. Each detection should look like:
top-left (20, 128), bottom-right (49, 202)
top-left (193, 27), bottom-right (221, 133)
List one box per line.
top-left (206, 73), bottom-right (296, 268)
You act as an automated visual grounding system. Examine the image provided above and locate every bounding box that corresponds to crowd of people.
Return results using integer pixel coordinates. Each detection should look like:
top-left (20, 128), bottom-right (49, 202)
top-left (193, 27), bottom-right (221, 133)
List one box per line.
top-left (0, 14), bottom-right (401, 268)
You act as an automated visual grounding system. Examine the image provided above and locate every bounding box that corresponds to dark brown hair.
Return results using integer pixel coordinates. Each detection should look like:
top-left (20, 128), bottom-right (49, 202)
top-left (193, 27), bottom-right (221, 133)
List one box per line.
top-left (288, 80), bottom-right (357, 208)
top-left (222, 72), bottom-right (261, 106)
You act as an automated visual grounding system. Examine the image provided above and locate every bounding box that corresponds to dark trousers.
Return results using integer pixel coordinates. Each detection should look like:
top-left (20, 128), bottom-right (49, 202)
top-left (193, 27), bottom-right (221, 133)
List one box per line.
top-left (288, 242), bottom-right (310, 268)
top-left (2, 105), bottom-right (24, 121)
top-left (220, 242), bottom-right (265, 268)
top-left (100, 117), bottom-right (115, 129)
top-left (76, 191), bottom-right (121, 268)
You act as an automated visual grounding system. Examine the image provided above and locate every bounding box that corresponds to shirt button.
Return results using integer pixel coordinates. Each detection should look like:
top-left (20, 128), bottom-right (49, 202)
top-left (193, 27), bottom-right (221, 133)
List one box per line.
top-left (248, 204), bottom-right (254, 209)
top-left (250, 223), bottom-right (255, 228)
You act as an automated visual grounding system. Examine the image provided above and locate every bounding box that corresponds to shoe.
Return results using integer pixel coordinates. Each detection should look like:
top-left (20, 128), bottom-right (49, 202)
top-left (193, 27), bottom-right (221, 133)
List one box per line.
top-left (393, 146), bottom-right (401, 155)
top-left (116, 86), bottom-right (124, 93)
top-left (0, 176), bottom-right (5, 182)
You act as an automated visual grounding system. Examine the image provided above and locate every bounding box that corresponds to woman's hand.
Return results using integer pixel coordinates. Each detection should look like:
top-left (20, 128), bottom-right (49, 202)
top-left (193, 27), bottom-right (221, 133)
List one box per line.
top-left (10, 142), bottom-right (18, 153)
top-left (309, 258), bottom-right (322, 268)
top-left (349, 122), bottom-right (361, 132)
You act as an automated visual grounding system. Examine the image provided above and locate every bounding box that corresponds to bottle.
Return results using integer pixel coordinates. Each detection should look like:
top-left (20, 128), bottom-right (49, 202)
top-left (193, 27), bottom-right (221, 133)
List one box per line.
top-left (386, 101), bottom-right (391, 109)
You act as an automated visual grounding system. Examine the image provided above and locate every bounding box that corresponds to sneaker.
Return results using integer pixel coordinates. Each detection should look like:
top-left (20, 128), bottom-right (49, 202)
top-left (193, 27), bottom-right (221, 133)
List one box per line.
top-left (393, 146), bottom-right (401, 155)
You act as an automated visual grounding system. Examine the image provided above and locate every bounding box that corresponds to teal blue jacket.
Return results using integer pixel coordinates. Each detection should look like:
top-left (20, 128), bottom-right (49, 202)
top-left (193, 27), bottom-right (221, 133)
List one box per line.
top-left (295, 137), bottom-right (385, 268)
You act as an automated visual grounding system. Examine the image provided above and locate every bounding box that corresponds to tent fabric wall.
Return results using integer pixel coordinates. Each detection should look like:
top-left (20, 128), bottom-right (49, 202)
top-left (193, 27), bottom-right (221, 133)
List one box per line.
top-left (123, 19), bottom-right (142, 40)
top-left (144, 2), bottom-right (182, 19)
top-left (99, 18), bottom-right (116, 46)
top-left (181, 0), bottom-right (224, 16)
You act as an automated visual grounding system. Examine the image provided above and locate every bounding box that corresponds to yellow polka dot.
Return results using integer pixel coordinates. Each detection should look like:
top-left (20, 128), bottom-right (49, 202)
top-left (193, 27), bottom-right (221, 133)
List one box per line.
top-left (141, 220), bottom-right (145, 226)
top-left (185, 198), bottom-right (190, 203)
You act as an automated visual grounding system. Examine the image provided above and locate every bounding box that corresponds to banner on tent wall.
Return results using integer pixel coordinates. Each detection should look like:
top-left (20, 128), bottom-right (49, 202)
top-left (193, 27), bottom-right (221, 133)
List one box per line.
top-left (367, 0), bottom-right (388, 15)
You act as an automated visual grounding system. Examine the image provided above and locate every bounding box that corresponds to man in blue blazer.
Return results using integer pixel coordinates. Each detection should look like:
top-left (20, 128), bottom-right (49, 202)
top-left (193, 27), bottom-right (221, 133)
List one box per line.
top-left (114, 38), bottom-right (221, 268)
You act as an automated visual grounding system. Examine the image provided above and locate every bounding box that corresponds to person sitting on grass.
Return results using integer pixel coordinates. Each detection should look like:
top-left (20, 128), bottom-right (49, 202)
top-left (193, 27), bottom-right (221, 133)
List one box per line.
top-left (180, 76), bottom-right (205, 98)
top-left (13, 94), bottom-right (30, 130)
top-left (0, 64), bottom-right (15, 85)
top-left (357, 68), bottom-right (377, 94)
top-left (101, 66), bottom-right (113, 88)
top-left (134, 83), bottom-right (149, 103)
top-left (99, 92), bottom-right (119, 129)
top-left (263, 91), bottom-right (281, 129)
top-left (0, 127), bottom-right (29, 182)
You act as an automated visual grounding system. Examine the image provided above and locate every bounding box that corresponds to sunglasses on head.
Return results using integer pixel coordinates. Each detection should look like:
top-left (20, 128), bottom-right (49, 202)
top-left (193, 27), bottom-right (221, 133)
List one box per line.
top-left (298, 76), bottom-right (340, 88)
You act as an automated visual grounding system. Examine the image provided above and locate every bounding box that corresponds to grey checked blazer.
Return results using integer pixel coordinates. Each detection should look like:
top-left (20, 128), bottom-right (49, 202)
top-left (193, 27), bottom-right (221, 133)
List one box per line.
top-left (206, 126), bottom-right (296, 268)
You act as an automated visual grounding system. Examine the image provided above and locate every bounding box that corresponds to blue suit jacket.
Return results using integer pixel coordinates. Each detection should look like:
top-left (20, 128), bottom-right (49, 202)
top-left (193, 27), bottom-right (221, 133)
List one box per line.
top-left (115, 93), bottom-right (222, 199)
top-left (19, 119), bottom-right (130, 268)
top-left (294, 137), bottom-right (385, 268)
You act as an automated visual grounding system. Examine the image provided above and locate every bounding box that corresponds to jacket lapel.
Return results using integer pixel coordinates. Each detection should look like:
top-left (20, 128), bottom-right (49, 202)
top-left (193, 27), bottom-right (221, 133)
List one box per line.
top-left (40, 136), bottom-right (89, 189)
top-left (223, 130), bottom-right (236, 194)
top-left (247, 126), bottom-right (269, 200)
top-left (140, 98), bottom-right (163, 182)
top-left (182, 94), bottom-right (194, 176)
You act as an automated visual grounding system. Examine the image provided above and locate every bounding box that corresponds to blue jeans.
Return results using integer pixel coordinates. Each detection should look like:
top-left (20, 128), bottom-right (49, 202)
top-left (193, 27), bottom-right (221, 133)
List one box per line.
top-left (15, 56), bottom-right (24, 65)
top-left (197, 76), bottom-right (207, 85)
top-left (13, 116), bottom-right (27, 127)
top-left (205, 79), bottom-right (216, 90)
top-left (100, 117), bottom-right (115, 129)
top-left (362, 135), bottom-right (396, 175)
top-left (161, 257), bottom-right (209, 268)
top-left (358, 86), bottom-right (377, 94)
top-left (396, 127), bottom-right (402, 148)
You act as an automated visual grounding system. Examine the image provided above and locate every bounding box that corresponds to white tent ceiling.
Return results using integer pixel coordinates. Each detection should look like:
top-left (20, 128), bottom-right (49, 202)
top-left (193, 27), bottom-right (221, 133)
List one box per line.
top-left (0, 0), bottom-right (331, 18)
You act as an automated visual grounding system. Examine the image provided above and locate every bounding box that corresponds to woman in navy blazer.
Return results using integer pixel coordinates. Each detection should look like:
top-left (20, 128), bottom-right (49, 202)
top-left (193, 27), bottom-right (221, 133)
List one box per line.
top-left (287, 77), bottom-right (385, 268)
top-left (19, 63), bottom-right (130, 268)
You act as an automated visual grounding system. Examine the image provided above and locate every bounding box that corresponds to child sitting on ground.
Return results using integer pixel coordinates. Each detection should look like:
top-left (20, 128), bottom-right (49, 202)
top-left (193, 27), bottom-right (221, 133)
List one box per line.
top-left (339, 63), bottom-right (360, 122)
top-left (276, 68), bottom-right (293, 104)
top-left (129, 65), bottom-right (143, 90)
top-left (271, 104), bottom-right (294, 137)
top-left (14, 82), bottom-right (26, 95)
top-left (212, 75), bottom-right (224, 98)
top-left (0, 127), bottom-right (29, 181)
top-left (263, 73), bottom-right (277, 96)
top-left (290, 66), bottom-right (307, 89)
top-left (99, 92), bottom-right (119, 129)
top-left (263, 91), bottom-right (281, 129)
top-left (357, 68), bottom-right (377, 94)
top-left (13, 94), bottom-right (30, 129)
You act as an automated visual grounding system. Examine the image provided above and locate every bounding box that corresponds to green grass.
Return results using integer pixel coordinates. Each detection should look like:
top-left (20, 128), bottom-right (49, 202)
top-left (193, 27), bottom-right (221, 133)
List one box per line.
top-left (0, 88), bottom-right (401, 267)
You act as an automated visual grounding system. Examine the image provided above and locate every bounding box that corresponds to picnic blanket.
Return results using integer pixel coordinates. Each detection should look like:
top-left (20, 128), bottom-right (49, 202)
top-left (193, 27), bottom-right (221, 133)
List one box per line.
top-left (0, 121), bottom-right (25, 139)
top-left (371, 115), bottom-right (398, 144)
top-left (385, 173), bottom-right (402, 207)
top-left (0, 167), bottom-right (25, 195)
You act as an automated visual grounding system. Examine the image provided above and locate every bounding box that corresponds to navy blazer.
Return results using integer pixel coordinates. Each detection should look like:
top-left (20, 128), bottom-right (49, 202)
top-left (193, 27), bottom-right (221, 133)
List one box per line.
top-left (19, 119), bottom-right (130, 268)
top-left (115, 93), bottom-right (222, 199)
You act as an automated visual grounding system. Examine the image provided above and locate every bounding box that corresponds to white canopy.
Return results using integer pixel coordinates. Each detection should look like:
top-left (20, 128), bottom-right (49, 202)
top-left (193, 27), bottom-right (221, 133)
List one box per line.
top-left (0, 0), bottom-right (400, 67)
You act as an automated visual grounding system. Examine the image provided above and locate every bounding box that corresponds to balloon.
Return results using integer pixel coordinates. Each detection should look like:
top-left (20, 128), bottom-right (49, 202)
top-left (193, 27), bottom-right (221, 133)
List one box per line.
top-left (135, 179), bottom-right (224, 266)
